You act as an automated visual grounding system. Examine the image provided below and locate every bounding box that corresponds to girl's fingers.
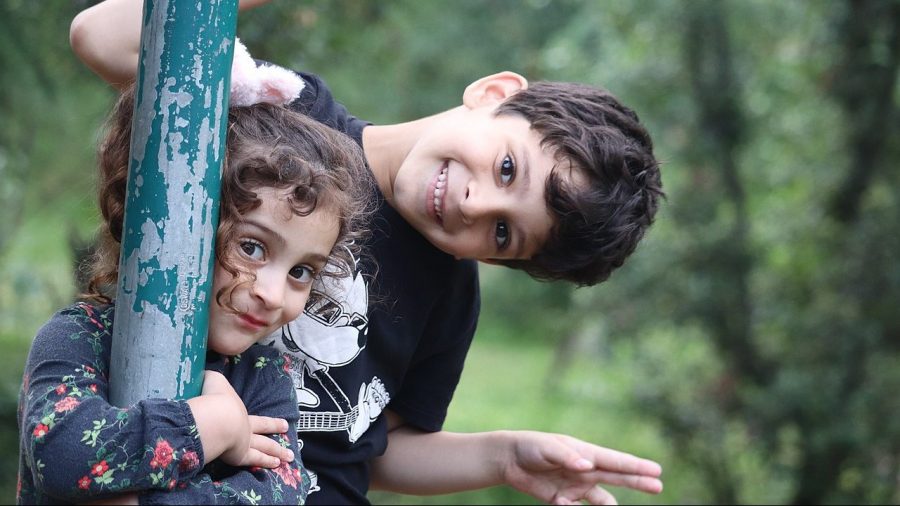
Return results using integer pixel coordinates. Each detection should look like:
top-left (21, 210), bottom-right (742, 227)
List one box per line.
top-left (248, 433), bottom-right (294, 462)
top-left (248, 415), bottom-right (289, 435)
top-left (239, 447), bottom-right (282, 469)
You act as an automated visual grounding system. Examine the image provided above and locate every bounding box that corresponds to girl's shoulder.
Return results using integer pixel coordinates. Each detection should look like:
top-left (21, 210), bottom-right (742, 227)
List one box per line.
top-left (45, 301), bottom-right (115, 337)
top-left (58, 300), bottom-right (115, 323)
top-left (213, 343), bottom-right (292, 385)
top-left (30, 302), bottom-right (115, 359)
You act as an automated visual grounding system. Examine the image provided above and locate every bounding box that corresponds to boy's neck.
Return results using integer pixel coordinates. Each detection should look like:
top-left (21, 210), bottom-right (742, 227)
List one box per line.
top-left (361, 108), bottom-right (458, 204)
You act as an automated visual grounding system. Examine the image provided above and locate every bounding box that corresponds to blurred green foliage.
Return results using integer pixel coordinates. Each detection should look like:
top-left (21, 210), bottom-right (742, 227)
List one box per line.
top-left (1, 0), bottom-right (898, 504)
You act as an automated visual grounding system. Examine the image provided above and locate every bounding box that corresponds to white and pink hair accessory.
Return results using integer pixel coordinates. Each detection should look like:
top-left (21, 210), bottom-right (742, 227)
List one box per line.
top-left (230, 38), bottom-right (305, 107)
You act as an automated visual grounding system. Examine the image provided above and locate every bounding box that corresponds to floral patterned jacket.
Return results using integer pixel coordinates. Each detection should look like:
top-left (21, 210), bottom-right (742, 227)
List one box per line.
top-left (17, 302), bottom-right (311, 504)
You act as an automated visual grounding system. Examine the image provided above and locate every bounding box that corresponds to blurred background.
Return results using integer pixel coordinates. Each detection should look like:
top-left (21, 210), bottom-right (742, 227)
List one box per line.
top-left (2, 0), bottom-right (899, 503)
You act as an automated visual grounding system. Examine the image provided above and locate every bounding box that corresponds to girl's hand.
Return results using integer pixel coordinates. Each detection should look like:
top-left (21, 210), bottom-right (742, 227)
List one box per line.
top-left (244, 414), bottom-right (295, 468)
top-left (188, 371), bottom-right (293, 469)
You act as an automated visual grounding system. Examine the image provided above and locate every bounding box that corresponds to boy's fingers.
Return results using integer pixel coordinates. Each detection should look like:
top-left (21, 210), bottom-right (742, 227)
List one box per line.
top-left (587, 448), bottom-right (662, 477)
top-left (583, 485), bottom-right (618, 505)
top-left (248, 415), bottom-right (289, 435)
top-left (589, 471), bottom-right (663, 494)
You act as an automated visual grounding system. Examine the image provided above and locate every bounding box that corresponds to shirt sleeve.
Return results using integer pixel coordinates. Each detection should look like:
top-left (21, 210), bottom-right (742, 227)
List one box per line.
top-left (389, 260), bottom-right (481, 432)
top-left (18, 303), bottom-right (205, 503)
top-left (140, 348), bottom-right (310, 505)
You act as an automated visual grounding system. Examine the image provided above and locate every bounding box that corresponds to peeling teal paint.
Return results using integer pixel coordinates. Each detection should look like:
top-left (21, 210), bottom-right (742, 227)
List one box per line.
top-left (109, 0), bottom-right (238, 407)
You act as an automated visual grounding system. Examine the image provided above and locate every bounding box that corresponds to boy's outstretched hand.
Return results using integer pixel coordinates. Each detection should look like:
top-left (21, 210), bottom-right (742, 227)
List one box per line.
top-left (503, 431), bottom-right (662, 505)
top-left (372, 412), bottom-right (662, 505)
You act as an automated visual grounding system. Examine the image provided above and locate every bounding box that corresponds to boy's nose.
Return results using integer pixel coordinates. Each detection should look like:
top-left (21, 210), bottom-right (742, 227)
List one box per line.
top-left (459, 183), bottom-right (501, 226)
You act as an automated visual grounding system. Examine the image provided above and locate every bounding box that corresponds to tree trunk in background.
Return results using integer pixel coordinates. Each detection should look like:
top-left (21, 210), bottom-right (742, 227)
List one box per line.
top-left (792, 1), bottom-right (900, 504)
top-left (827, 0), bottom-right (900, 224)
top-left (683, 1), bottom-right (765, 393)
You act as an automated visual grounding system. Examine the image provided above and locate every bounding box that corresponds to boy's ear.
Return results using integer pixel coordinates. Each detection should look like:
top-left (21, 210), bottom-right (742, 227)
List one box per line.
top-left (462, 71), bottom-right (528, 109)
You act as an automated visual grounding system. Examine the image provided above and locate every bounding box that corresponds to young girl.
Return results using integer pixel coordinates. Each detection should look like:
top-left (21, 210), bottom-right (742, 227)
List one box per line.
top-left (17, 45), bottom-right (373, 505)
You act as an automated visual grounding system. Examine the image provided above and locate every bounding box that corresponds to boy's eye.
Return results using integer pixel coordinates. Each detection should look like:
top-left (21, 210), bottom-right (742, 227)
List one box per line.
top-left (500, 155), bottom-right (516, 185)
top-left (239, 240), bottom-right (265, 261)
top-left (289, 265), bottom-right (315, 283)
top-left (495, 220), bottom-right (510, 250)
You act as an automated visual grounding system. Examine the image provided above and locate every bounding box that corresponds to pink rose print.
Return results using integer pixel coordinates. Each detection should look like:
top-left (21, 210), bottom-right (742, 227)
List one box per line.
top-left (90, 460), bottom-right (109, 476)
top-left (77, 476), bottom-right (91, 490)
top-left (150, 440), bottom-right (174, 469)
top-left (89, 384), bottom-right (98, 393)
top-left (54, 396), bottom-right (79, 412)
top-left (178, 450), bottom-right (200, 472)
top-left (84, 365), bottom-right (95, 373)
top-left (32, 424), bottom-right (49, 438)
top-left (273, 461), bottom-right (299, 489)
top-left (283, 355), bottom-right (292, 373)
top-left (55, 384), bottom-right (66, 395)
top-left (167, 479), bottom-right (176, 490)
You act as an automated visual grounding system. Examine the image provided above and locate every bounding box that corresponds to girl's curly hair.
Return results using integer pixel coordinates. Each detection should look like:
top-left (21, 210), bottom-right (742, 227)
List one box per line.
top-left (84, 84), bottom-right (375, 310)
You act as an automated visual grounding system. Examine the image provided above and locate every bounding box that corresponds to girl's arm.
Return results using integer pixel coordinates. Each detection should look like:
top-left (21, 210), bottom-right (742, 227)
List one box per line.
top-left (69, 0), bottom-right (272, 88)
top-left (18, 304), bottom-right (288, 503)
top-left (142, 349), bottom-right (309, 505)
top-left (369, 410), bottom-right (664, 505)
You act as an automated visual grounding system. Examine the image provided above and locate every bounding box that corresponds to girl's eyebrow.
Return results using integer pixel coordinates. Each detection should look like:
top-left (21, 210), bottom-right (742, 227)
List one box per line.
top-left (241, 220), bottom-right (286, 248)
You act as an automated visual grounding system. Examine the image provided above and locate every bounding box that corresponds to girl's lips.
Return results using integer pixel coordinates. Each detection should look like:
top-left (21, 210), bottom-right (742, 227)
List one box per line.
top-left (238, 313), bottom-right (267, 330)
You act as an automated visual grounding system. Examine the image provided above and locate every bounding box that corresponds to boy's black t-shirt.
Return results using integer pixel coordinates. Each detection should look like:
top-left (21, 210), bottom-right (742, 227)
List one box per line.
top-left (261, 71), bottom-right (481, 504)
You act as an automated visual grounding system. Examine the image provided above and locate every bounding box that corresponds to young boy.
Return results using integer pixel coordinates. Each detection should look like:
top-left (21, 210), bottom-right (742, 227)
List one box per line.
top-left (69, 1), bottom-right (665, 504)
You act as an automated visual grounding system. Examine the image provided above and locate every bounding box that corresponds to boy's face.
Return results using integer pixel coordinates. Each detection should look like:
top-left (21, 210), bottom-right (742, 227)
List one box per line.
top-left (207, 188), bottom-right (338, 356)
top-left (387, 74), bottom-right (560, 261)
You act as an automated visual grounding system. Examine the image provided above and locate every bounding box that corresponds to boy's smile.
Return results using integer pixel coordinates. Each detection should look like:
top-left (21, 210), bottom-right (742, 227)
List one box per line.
top-left (364, 73), bottom-right (561, 262)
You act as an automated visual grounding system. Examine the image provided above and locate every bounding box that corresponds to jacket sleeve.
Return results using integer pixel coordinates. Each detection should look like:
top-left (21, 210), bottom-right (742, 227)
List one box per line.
top-left (140, 349), bottom-right (310, 505)
top-left (19, 303), bottom-right (205, 502)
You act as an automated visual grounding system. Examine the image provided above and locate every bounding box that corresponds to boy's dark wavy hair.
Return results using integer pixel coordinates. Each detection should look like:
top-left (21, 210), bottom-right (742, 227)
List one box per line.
top-left (494, 81), bottom-right (664, 287)
top-left (85, 84), bottom-right (375, 309)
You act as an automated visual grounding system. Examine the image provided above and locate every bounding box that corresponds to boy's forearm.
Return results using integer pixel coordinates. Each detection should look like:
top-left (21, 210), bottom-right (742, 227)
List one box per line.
top-left (69, 0), bottom-right (271, 88)
top-left (70, 0), bottom-right (143, 87)
top-left (370, 427), bottom-right (512, 495)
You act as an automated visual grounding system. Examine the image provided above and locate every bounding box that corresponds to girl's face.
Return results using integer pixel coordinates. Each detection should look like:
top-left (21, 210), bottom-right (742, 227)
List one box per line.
top-left (207, 187), bottom-right (340, 356)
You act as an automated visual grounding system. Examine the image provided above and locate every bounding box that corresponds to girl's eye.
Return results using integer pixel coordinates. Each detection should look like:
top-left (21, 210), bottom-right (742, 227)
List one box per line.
top-left (289, 265), bottom-right (315, 283)
top-left (500, 155), bottom-right (516, 185)
top-left (495, 220), bottom-right (510, 250)
top-left (239, 240), bottom-right (265, 261)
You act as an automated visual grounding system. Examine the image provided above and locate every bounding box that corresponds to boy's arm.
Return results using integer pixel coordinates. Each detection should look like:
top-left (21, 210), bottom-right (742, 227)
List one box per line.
top-left (69, 0), bottom-right (271, 88)
top-left (370, 410), bottom-right (663, 505)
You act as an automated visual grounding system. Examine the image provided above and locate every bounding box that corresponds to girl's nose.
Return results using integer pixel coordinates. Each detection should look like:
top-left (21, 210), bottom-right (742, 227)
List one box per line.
top-left (251, 272), bottom-right (285, 310)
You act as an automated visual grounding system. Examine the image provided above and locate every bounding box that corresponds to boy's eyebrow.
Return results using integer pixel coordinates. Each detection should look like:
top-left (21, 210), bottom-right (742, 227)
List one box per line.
top-left (513, 225), bottom-right (526, 259)
top-left (511, 145), bottom-right (532, 259)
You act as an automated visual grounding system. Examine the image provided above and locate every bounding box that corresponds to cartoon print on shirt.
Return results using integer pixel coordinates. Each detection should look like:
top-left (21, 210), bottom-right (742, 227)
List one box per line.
top-left (264, 254), bottom-right (390, 446)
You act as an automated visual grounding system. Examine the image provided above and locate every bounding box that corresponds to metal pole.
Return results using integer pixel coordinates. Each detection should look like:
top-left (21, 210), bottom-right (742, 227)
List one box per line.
top-left (110, 0), bottom-right (238, 406)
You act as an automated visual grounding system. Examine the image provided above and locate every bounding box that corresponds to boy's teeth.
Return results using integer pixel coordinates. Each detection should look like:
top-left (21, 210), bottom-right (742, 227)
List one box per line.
top-left (434, 164), bottom-right (448, 218)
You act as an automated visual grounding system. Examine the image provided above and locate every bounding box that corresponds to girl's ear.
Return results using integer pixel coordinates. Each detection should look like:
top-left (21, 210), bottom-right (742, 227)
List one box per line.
top-left (462, 71), bottom-right (528, 109)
